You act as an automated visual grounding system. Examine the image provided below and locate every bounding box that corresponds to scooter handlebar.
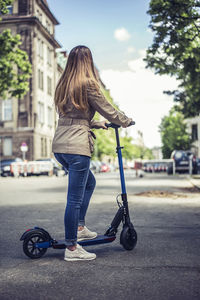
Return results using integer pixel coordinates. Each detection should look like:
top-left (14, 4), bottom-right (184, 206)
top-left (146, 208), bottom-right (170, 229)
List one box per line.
top-left (106, 121), bottom-right (135, 129)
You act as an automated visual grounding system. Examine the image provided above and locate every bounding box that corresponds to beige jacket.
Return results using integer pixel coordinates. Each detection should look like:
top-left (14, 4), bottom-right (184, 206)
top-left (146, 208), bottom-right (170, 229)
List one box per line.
top-left (52, 84), bottom-right (132, 157)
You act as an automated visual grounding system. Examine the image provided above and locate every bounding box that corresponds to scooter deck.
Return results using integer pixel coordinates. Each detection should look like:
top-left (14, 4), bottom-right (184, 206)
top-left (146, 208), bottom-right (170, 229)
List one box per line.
top-left (52, 235), bottom-right (116, 249)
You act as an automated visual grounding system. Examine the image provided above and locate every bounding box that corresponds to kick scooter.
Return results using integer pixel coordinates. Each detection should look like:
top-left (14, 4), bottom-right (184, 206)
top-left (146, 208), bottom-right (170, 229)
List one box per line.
top-left (20, 122), bottom-right (137, 259)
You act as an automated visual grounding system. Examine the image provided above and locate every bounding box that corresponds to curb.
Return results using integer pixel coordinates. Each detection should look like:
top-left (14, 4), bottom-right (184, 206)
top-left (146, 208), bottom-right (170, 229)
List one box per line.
top-left (187, 176), bottom-right (200, 190)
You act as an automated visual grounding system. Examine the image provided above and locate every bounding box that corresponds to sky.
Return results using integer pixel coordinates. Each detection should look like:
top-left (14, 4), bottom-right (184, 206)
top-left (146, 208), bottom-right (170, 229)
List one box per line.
top-left (47, 0), bottom-right (178, 148)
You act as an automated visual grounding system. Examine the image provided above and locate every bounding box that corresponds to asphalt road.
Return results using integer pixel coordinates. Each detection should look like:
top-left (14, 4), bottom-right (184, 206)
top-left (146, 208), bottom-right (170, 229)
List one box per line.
top-left (0, 172), bottom-right (200, 300)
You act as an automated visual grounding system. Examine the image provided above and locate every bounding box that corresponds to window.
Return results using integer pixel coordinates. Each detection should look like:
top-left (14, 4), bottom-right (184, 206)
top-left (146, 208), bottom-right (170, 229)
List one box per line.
top-left (40, 41), bottom-right (44, 58)
top-left (47, 76), bottom-right (52, 95)
top-left (192, 124), bottom-right (198, 141)
top-left (41, 137), bottom-right (44, 156)
top-left (49, 139), bottom-right (52, 155)
top-left (44, 138), bottom-right (47, 156)
top-left (37, 39), bottom-right (40, 56)
top-left (3, 137), bottom-right (12, 156)
top-left (38, 102), bottom-right (44, 124)
top-left (38, 69), bottom-right (44, 90)
top-left (46, 20), bottom-right (51, 33)
top-left (37, 39), bottom-right (43, 58)
top-left (47, 47), bottom-right (52, 65)
top-left (0, 5), bottom-right (12, 15)
top-left (36, 10), bottom-right (43, 23)
top-left (48, 107), bottom-right (53, 127)
top-left (0, 99), bottom-right (12, 121)
top-left (18, 0), bottom-right (28, 15)
top-left (6, 5), bottom-right (13, 14)
top-left (41, 137), bottom-right (47, 157)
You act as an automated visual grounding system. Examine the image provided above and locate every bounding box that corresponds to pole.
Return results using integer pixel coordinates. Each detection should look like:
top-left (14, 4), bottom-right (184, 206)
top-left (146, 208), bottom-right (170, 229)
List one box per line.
top-left (0, 137), bottom-right (1, 177)
top-left (22, 151), bottom-right (26, 161)
top-left (189, 155), bottom-right (193, 176)
top-left (173, 159), bottom-right (175, 175)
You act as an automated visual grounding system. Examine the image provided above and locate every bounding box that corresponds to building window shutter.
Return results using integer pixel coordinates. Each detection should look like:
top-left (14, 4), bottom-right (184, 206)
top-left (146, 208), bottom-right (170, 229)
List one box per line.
top-left (18, 0), bottom-right (28, 15)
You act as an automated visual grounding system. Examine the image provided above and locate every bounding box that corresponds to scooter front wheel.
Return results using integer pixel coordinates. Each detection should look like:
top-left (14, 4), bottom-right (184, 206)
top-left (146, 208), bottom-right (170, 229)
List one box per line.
top-left (120, 225), bottom-right (137, 250)
top-left (23, 233), bottom-right (48, 259)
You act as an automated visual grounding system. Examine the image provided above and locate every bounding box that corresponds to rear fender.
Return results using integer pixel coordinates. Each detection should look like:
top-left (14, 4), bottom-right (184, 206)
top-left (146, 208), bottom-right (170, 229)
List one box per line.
top-left (20, 227), bottom-right (52, 241)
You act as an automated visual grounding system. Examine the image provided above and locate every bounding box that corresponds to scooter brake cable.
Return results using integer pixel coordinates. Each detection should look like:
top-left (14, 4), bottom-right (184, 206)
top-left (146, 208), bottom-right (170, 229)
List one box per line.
top-left (116, 194), bottom-right (122, 208)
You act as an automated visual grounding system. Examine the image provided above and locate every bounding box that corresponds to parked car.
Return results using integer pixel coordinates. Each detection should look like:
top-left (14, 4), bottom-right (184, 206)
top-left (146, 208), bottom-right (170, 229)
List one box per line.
top-left (108, 163), bottom-right (117, 172)
top-left (100, 162), bottom-right (110, 173)
top-left (36, 158), bottom-right (66, 176)
top-left (90, 160), bottom-right (97, 173)
top-left (90, 160), bottom-right (101, 173)
top-left (196, 158), bottom-right (200, 174)
top-left (167, 150), bottom-right (197, 175)
top-left (143, 162), bottom-right (154, 173)
top-left (0, 158), bottom-right (23, 177)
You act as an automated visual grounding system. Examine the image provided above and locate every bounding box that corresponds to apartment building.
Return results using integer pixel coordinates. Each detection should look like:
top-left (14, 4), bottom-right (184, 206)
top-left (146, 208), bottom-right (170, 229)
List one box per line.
top-left (0, 0), bottom-right (65, 161)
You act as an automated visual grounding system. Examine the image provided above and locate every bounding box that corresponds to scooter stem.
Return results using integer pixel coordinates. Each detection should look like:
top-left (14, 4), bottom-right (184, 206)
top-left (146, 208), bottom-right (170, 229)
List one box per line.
top-left (115, 127), bottom-right (127, 194)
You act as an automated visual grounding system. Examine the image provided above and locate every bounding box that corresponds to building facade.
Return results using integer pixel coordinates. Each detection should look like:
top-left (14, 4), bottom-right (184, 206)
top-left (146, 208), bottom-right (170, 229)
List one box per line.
top-left (0, 0), bottom-right (64, 161)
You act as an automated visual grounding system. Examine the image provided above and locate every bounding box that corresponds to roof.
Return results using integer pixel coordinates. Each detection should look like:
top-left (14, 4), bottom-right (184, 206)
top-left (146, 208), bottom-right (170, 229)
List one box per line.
top-left (37, 0), bottom-right (59, 25)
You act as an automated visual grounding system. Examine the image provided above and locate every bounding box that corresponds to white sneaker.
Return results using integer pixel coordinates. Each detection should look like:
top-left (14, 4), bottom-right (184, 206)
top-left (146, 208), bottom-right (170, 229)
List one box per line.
top-left (77, 226), bottom-right (97, 241)
top-left (64, 244), bottom-right (96, 261)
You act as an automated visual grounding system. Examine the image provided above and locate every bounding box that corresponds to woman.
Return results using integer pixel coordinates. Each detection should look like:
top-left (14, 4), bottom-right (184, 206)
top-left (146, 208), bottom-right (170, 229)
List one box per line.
top-left (52, 45), bottom-right (133, 261)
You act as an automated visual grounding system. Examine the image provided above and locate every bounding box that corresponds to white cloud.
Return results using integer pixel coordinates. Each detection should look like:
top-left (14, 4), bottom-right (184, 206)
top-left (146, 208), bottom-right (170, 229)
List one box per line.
top-left (100, 50), bottom-right (179, 148)
top-left (128, 57), bottom-right (145, 72)
top-left (138, 49), bottom-right (147, 58)
top-left (147, 27), bottom-right (153, 34)
top-left (127, 46), bottom-right (135, 53)
top-left (114, 27), bottom-right (131, 41)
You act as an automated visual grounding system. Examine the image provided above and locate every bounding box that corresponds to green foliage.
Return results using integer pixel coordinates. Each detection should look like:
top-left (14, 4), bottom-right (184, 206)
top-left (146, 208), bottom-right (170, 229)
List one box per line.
top-left (0, 29), bottom-right (32, 99)
top-left (92, 127), bottom-right (116, 159)
top-left (159, 109), bottom-right (192, 158)
top-left (91, 88), bottom-right (120, 159)
top-left (91, 88), bottom-right (153, 160)
top-left (145, 0), bottom-right (200, 117)
top-left (0, 0), bottom-right (13, 15)
top-left (120, 136), bottom-right (153, 160)
top-left (121, 136), bottom-right (135, 160)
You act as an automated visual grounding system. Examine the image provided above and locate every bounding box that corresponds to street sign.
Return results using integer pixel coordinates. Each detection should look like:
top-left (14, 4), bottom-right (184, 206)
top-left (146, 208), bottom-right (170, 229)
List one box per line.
top-left (20, 142), bottom-right (28, 152)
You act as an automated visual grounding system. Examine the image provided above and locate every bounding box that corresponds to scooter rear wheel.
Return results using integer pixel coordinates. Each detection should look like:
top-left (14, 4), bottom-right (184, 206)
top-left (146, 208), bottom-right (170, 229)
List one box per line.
top-left (120, 225), bottom-right (137, 250)
top-left (23, 232), bottom-right (48, 259)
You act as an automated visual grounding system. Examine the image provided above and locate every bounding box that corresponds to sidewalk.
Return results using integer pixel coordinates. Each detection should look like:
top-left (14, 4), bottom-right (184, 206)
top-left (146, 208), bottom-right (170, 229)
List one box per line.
top-left (188, 175), bottom-right (200, 189)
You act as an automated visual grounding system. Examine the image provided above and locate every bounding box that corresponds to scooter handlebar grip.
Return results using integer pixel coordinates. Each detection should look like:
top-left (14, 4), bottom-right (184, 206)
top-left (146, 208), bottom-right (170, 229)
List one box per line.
top-left (105, 121), bottom-right (135, 128)
top-left (129, 121), bottom-right (136, 126)
top-left (105, 123), bottom-right (120, 129)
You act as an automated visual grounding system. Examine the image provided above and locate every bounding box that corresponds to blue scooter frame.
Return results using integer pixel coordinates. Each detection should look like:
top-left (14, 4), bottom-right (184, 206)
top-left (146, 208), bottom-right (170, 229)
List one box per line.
top-left (20, 122), bottom-right (137, 259)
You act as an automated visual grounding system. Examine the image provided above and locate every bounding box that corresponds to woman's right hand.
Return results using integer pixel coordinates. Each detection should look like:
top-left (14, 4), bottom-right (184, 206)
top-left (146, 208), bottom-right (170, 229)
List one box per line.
top-left (96, 120), bottom-right (108, 129)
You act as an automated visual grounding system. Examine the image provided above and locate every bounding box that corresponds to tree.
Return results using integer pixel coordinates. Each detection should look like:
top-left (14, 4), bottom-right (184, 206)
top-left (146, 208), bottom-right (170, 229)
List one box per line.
top-left (0, 1), bottom-right (32, 100)
top-left (0, 29), bottom-right (32, 99)
top-left (91, 89), bottom-right (118, 159)
top-left (0, 0), bottom-right (13, 15)
top-left (121, 136), bottom-right (154, 160)
top-left (159, 109), bottom-right (192, 158)
top-left (145, 0), bottom-right (200, 117)
top-left (91, 88), bottom-right (139, 160)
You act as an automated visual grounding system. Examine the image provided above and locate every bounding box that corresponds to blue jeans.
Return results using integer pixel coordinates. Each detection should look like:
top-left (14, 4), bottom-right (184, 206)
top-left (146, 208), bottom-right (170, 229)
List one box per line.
top-left (54, 153), bottom-right (96, 246)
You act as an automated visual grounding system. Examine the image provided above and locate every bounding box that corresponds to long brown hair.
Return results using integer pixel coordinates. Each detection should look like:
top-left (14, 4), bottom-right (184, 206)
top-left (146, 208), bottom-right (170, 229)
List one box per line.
top-left (54, 45), bottom-right (100, 114)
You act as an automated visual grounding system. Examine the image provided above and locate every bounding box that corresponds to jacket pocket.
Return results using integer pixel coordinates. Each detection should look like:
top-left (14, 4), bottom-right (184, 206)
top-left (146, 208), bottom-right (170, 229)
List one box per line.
top-left (88, 130), bottom-right (96, 153)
